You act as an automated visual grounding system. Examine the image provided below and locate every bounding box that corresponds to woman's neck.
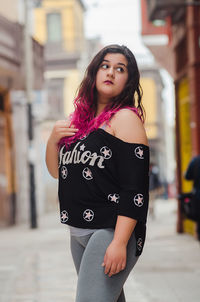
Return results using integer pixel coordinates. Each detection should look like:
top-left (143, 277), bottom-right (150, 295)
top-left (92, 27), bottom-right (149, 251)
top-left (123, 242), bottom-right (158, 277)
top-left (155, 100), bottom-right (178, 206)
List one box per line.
top-left (96, 97), bottom-right (110, 117)
top-left (96, 103), bottom-right (107, 117)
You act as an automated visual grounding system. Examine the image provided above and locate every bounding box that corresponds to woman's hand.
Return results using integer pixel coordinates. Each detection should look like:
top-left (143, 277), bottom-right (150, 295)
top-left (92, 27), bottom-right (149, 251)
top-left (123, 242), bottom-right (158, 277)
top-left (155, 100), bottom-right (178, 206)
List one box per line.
top-left (102, 240), bottom-right (127, 277)
top-left (49, 120), bottom-right (78, 145)
top-left (45, 120), bottom-right (78, 178)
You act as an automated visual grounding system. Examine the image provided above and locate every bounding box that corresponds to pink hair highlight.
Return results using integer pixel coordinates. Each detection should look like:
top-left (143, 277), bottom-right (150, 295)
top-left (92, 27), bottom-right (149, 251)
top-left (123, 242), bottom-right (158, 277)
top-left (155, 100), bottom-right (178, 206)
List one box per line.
top-left (59, 95), bottom-right (141, 149)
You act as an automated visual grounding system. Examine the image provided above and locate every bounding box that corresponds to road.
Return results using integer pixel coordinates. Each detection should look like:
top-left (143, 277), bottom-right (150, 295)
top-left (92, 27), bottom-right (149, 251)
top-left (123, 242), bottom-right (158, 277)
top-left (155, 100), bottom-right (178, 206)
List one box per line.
top-left (0, 198), bottom-right (200, 302)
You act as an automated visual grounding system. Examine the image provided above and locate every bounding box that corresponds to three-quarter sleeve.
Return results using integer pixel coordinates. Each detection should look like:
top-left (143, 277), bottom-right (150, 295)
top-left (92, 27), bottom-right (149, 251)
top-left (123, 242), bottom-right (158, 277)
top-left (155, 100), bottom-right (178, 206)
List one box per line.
top-left (114, 141), bottom-right (149, 223)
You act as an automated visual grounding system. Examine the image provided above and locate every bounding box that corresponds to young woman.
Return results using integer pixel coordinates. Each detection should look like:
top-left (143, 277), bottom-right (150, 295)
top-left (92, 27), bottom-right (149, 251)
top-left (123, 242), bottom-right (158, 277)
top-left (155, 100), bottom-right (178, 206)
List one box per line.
top-left (46, 44), bottom-right (149, 302)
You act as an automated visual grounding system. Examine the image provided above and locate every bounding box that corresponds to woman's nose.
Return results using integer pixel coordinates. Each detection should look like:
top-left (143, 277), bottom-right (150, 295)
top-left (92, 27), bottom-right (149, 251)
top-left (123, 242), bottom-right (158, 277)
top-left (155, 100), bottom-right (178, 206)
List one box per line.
top-left (107, 67), bottom-right (114, 77)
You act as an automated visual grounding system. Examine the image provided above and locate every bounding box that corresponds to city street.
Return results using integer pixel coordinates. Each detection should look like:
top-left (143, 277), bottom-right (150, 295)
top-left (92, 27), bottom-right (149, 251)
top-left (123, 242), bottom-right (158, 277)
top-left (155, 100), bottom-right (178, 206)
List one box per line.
top-left (0, 198), bottom-right (200, 302)
top-left (1, 1), bottom-right (200, 302)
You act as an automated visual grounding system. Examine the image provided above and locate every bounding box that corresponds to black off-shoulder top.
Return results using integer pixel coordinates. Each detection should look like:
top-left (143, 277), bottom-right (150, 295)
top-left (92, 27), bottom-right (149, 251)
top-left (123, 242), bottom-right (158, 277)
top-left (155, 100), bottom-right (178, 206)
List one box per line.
top-left (58, 128), bottom-right (149, 256)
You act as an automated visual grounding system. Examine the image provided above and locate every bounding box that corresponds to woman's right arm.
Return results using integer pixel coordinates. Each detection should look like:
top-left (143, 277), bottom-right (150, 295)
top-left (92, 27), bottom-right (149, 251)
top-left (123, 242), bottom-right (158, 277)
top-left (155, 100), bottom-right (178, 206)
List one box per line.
top-left (45, 120), bottom-right (78, 179)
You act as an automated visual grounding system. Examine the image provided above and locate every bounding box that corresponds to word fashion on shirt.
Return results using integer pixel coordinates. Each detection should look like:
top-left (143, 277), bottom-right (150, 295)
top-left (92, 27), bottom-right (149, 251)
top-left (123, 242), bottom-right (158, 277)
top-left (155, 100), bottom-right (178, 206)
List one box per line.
top-left (59, 141), bottom-right (112, 169)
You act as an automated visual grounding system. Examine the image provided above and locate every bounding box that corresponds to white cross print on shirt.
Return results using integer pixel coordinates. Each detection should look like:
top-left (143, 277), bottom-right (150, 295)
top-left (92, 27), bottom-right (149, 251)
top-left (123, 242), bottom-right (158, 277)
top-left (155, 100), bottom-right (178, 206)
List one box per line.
top-left (83, 209), bottom-right (94, 222)
top-left (108, 193), bottom-right (120, 203)
top-left (80, 144), bottom-right (85, 151)
top-left (60, 210), bottom-right (69, 223)
top-left (61, 166), bottom-right (68, 179)
top-left (137, 238), bottom-right (143, 251)
top-left (134, 146), bottom-right (144, 159)
top-left (100, 146), bottom-right (112, 159)
top-left (82, 167), bottom-right (93, 180)
top-left (134, 194), bottom-right (144, 207)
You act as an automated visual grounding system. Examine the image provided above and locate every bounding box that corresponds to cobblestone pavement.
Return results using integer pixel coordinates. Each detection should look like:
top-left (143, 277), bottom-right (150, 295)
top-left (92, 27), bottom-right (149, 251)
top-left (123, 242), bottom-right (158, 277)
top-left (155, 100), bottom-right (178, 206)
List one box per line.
top-left (0, 199), bottom-right (200, 302)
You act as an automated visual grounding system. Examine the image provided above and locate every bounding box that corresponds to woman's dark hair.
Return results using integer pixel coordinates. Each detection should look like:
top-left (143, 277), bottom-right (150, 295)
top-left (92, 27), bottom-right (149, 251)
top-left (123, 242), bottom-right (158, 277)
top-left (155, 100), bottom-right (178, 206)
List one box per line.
top-left (79, 44), bottom-right (144, 118)
top-left (60, 44), bottom-right (145, 147)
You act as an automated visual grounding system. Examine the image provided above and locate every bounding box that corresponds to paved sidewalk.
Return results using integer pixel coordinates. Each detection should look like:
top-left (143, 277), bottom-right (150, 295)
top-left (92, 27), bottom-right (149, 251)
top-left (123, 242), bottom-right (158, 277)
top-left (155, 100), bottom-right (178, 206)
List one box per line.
top-left (0, 199), bottom-right (200, 302)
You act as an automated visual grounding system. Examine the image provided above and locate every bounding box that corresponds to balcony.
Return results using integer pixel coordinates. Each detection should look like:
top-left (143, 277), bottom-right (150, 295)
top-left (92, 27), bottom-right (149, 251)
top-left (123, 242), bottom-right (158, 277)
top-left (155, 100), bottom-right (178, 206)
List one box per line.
top-left (0, 14), bottom-right (44, 90)
top-left (44, 41), bottom-right (82, 71)
top-left (146, 0), bottom-right (186, 21)
top-left (0, 15), bottom-right (21, 76)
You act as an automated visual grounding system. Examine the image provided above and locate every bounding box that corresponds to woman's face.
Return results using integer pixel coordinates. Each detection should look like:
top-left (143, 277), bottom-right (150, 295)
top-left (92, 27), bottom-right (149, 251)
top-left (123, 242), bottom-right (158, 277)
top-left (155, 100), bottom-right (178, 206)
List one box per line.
top-left (95, 53), bottom-right (129, 103)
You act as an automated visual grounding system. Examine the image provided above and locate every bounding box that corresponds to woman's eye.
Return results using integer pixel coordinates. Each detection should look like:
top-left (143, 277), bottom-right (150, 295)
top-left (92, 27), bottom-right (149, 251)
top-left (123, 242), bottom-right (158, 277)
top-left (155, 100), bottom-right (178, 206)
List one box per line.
top-left (101, 64), bottom-right (108, 69)
top-left (116, 67), bottom-right (124, 72)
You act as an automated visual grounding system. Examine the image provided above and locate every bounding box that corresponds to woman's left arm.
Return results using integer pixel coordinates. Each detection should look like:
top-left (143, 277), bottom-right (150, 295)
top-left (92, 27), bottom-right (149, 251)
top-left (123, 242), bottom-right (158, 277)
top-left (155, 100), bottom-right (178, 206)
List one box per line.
top-left (102, 216), bottom-right (137, 277)
top-left (102, 109), bottom-right (148, 277)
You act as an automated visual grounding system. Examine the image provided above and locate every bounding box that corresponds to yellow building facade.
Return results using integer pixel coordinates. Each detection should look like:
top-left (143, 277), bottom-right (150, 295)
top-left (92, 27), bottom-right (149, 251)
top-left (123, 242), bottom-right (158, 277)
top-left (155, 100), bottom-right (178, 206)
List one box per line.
top-left (34, 0), bottom-right (85, 116)
top-left (140, 71), bottom-right (169, 188)
top-left (141, 77), bottom-right (158, 141)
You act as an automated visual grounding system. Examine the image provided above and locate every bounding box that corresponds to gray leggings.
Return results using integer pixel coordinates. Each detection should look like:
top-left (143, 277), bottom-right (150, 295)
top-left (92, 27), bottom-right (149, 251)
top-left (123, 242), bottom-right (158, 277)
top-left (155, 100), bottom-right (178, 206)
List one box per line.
top-left (70, 228), bottom-right (139, 302)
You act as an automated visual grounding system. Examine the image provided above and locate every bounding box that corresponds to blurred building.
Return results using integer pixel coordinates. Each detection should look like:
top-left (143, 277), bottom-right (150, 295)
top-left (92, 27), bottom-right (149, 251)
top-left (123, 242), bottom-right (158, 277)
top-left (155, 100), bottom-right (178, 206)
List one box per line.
top-left (34, 0), bottom-right (85, 118)
top-left (32, 0), bottom-right (87, 211)
top-left (141, 0), bottom-right (200, 236)
top-left (0, 1), bottom-right (44, 226)
top-left (140, 68), bottom-right (167, 185)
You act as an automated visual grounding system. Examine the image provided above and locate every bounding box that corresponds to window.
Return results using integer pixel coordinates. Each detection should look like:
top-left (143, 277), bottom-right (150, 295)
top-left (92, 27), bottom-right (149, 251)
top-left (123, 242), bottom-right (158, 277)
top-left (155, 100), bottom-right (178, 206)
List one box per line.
top-left (47, 78), bottom-right (64, 118)
top-left (47, 13), bottom-right (62, 42)
top-left (152, 20), bottom-right (166, 27)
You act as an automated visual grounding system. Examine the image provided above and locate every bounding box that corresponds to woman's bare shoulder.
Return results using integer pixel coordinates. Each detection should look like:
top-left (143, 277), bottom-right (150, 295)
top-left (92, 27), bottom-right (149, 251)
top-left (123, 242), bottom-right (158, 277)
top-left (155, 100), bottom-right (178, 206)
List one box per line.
top-left (111, 108), bottom-right (148, 145)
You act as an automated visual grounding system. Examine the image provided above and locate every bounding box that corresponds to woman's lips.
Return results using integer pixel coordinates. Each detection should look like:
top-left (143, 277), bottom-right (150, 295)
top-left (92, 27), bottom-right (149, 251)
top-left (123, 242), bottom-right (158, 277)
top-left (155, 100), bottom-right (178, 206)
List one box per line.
top-left (104, 80), bottom-right (113, 85)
